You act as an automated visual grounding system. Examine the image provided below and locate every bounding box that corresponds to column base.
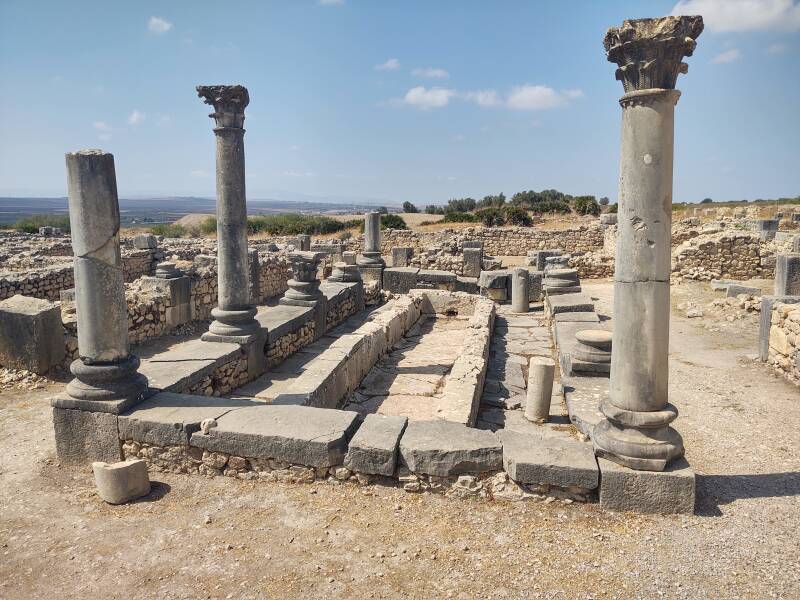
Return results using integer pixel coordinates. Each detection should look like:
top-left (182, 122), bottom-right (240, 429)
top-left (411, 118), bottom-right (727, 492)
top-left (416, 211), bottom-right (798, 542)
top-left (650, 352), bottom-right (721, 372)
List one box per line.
top-left (52, 355), bottom-right (150, 414)
top-left (357, 251), bottom-right (385, 267)
top-left (592, 401), bottom-right (684, 471)
top-left (203, 306), bottom-right (260, 343)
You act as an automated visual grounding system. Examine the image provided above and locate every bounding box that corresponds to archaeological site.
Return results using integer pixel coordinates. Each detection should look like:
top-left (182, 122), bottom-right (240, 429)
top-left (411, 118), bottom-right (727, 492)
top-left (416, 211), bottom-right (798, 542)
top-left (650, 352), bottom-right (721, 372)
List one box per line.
top-left (1, 7), bottom-right (799, 599)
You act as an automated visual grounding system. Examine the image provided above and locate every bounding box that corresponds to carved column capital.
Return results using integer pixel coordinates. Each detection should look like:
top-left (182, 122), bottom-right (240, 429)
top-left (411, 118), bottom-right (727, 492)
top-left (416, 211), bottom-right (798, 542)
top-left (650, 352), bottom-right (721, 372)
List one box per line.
top-left (196, 85), bottom-right (249, 128)
top-left (604, 16), bottom-right (703, 93)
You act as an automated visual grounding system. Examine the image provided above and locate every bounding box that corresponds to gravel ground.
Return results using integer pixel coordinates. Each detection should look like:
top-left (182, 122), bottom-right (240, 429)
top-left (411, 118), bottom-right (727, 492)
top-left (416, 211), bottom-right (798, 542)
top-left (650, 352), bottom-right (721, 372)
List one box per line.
top-left (0, 281), bottom-right (798, 599)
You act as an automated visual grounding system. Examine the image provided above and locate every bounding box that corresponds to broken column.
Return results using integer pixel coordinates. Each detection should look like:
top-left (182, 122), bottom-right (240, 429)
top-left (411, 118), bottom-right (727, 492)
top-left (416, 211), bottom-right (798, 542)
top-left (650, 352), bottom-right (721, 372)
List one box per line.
top-left (593, 16), bottom-right (703, 471)
top-left (358, 211), bottom-right (385, 284)
top-left (774, 254), bottom-right (800, 296)
top-left (196, 85), bottom-right (260, 342)
top-left (280, 251), bottom-right (327, 339)
top-left (525, 357), bottom-right (555, 423)
top-left (511, 267), bottom-right (530, 313)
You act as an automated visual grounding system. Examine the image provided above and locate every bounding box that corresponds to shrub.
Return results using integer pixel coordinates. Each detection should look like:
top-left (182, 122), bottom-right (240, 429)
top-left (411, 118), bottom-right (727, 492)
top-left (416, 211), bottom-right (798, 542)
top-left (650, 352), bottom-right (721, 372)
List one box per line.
top-left (607, 204), bottom-right (618, 213)
top-left (442, 212), bottom-right (476, 223)
top-left (599, 197), bottom-right (610, 206)
top-left (504, 205), bottom-right (532, 226)
top-left (149, 223), bottom-right (188, 238)
top-left (246, 214), bottom-right (345, 235)
top-left (424, 205), bottom-right (439, 214)
top-left (528, 200), bottom-right (571, 214)
top-left (402, 201), bottom-right (418, 213)
top-left (381, 214), bottom-right (407, 230)
top-left (200, 217), bottom-right (217, 234)
top-left (446, 197), bottom-right (477, 213)
top-left (476, 207), bottom-right (506, 227)
top-left (338, 231), bottom-right (352, 241)
top-left (476, 193), bottom-right (506, 209)
top-left (574, 195), bottom-right (600, 216)
top-left (13, 214), bottom-right (71, 233)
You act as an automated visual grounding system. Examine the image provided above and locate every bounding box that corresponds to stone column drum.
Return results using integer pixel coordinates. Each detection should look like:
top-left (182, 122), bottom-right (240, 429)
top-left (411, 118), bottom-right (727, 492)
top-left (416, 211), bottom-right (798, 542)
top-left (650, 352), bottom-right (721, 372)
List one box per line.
top-left (61, 150), bottom-right (148, 411)
top-left (511, 267), bottom-right (530, 313)
top-left (592, 16), bottom-right (703, 471)
top-left (197, 85), bottom-right (260, 342)
top-left (358, 211), bottom-right (384, 266)
top-left (525, 357), bottom-right (555, 423)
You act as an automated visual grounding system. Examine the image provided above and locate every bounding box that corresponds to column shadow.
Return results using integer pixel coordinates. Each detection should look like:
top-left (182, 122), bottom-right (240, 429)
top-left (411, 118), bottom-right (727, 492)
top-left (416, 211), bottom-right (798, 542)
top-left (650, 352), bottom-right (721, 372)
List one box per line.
top-left (695, 472), bottom-right (800, 516)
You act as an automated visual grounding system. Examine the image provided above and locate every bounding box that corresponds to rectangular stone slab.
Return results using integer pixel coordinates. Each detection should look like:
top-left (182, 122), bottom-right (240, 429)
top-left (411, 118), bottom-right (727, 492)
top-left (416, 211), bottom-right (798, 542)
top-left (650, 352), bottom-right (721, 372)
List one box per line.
top-left (118, 392), bottom-right (259, 446)
top-left (189, 405), bottom-right (361, 467)
top-left (383, 267), bottom-right (420, 294)
top-left (498, 429), bottom-right (598, 489)
top-left (398, 420), bottom-right (502, 476)
top-left (344, 413), bottom-right (408, 476)
top-left (598, 456), bottom-right (695, 514)
top-left (546, 293), bottom-right (594, 315)
top-left (553, 311), bottom-right (600, 323)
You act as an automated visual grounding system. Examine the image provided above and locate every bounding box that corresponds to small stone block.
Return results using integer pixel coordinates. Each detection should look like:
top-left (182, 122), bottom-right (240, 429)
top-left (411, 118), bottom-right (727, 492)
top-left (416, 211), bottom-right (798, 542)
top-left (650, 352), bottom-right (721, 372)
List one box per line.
top-left (92, 459), bottom-right (151, 504)
top-left (0, 295), bottom-right (65, 374)
top-left (725, 284), bottom-right (761, 297)
top-left (344, 414), bottom-right (408, 476)
top-left (598, 456), bottom-right (695, 514)
top-left (399, 420), bottom-right (502, 477)
top-left (383, 267), bottom-right (419, 294)
top-left (53, 407), bottom-right (122, 465)
top-left (133, 233), bottom-right (158, 249)
top-left (546, 293), bottom-right (594, 315)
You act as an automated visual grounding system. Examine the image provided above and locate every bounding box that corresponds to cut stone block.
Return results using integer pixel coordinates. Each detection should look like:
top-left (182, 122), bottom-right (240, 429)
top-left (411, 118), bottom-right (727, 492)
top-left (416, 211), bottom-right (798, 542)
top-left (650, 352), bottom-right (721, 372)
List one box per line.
top-left (53, 407), bottom-right (122, 465)
top-left (0, 295), bottom-right (65, 374)
top-left (399, 420), bottom-right (502, 476)
top-left (726, 284), bottom-right (761, 297)
top-left (455, 276), bottom-right (479, 294)
top-left (553, 311), bottom-right (600, 323)
top-left (118, 392), bottom-right (258, 446)
top-left (383, 267), bottom-right (420, 294)
top-left (598, 456), bottom-right (695, 514)
top-left (498, 428), bottom-right (599, 489)
top-left (418, 269), bottom-right (457, 291)
top-left (92, 459), bottom-right (151, 504)
top-left (133, 233), bottom-right (158, 249)
top-left (391, 247), bottom-right (413, 267)
top-left (462, 247), bottom-right (483, 278)
top-left (774, 254), bottom-right (800, 296)
top-left (546, 293), bottom-right (594, 315)
top-left (344, 413), bottom-right (407, 476)
top-left (190, 405), bottom-right (360, 467)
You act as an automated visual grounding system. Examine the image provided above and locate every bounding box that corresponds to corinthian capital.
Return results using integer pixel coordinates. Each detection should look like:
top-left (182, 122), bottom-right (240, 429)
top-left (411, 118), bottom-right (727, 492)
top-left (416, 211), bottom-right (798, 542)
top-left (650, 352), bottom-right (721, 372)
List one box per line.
top-left (196, 85), bottom-right (250, 128)
top-left (604, 16), bottom-right (703, 93)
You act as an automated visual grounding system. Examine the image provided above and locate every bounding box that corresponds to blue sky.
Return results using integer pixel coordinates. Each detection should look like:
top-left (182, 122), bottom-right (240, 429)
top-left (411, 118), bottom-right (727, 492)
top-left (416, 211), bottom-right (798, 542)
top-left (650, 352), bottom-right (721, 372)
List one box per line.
top-left (0, 0), bottom-right (798, 205)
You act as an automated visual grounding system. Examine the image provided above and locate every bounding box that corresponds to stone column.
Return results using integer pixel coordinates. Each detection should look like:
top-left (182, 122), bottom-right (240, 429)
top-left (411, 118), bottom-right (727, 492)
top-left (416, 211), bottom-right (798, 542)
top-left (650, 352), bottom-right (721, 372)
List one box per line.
top-left (358, 211), bottom-right (384, 266)
top-left (197, 85), bottom-right (259, 342)
top-left (61, 150), bottom-right (148, 411)
top-left (511, 267), bottom-right (530, 313)
top-left (592, 16), bottom-right (703, 471)
top-left (525, 357), bottom-right (555, 423)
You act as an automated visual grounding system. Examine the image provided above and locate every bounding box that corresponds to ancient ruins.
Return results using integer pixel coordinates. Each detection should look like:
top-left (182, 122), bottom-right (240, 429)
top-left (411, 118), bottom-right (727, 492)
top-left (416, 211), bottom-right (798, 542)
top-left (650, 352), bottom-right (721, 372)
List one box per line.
top-left (1, 15), bottom-right (799, 519)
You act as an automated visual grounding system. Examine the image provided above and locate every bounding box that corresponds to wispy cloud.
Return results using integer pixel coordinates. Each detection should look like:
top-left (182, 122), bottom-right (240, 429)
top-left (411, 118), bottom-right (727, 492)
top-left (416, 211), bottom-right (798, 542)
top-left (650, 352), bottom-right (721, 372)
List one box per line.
top-left (147, 16), bottom-right (173, 34)
top-left (711, 48), bottom-right (741, 64)
top-left (319, 0), bottom-right (344, 5)
top-left (403, 86), bottom-right (456, 109)
top-left (93, 121), bottom-right (111, 132)
top-left (375, 58), bottom-right (400, 71)
top-left (767, 42), bottom-right (788, 54)
top-left (506, 85), bottom-right (570, 110)
top-left (128, 109), bottom-right (145, 125)
top-left (412, 67), bottom-right (449, 79)
top-left (463, 89), bottom-right (501, 107)
top-left (671, 0), bottom-right (800, 32)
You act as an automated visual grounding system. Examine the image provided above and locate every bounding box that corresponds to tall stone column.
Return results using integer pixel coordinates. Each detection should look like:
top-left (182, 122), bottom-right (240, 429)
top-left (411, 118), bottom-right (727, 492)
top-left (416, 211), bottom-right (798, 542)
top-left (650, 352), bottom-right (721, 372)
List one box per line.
top-left (592, 16), bottom-right (703, 471)
top-left (197, 85), bottom-right (260, 342)
top-left (358, 211), bottom-right (384, 266)
top-left (60, 150), bottom-right (148, 412)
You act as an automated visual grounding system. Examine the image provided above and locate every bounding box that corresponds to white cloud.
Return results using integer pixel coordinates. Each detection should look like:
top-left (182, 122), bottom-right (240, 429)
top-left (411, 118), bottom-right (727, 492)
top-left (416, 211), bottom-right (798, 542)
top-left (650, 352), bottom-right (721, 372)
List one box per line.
top-left (319, 0), bottom-right (344, 5)
top-left (375, 58), bottom-right (400, 71)
top-left (464, 89), bottom-right (501, 107)
top-left (562, 88), bottom-right (585, 99)
top-left (671, 0), bottom-right (800, 32)
top-left (147, 16), bottom-right (173, 34)
top-left (403, 86), bottom-right (456, 109)
top-left (767, 42), bottom-right (787, 54)
top-left (128, 109), bottom-right (145, 125)
top-left (711, 48), bottom-right (741, 63)
top-left (507, 85), bottom-right (566, 110)
top-left (412, 67), bottom-right (449, 79)
top-left (93, 121), bottom-right (111, 132)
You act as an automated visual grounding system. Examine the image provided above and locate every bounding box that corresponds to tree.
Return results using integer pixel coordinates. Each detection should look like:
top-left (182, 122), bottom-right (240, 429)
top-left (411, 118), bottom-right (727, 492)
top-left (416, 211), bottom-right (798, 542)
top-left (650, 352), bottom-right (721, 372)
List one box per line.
top-left (402, 201), bottom-right (419, 213)
top-left (701, 198), bottom-right (713, 204)
top-left (424, 205), bottom-right (438, 214)
top-left (504, 205), bottom-right (532, 226)
top-left (377, 206), bottom-right (389, 214)
top-left (599, 197), bottom-right (610, 206)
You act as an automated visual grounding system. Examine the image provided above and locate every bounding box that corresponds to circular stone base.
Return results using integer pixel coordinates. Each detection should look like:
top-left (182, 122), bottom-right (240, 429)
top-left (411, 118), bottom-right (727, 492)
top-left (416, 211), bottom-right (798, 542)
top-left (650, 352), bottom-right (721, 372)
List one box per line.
top-left (591, 418), bottom-right (684, 472)
top-left (66, 356), bottom-right (148, 403)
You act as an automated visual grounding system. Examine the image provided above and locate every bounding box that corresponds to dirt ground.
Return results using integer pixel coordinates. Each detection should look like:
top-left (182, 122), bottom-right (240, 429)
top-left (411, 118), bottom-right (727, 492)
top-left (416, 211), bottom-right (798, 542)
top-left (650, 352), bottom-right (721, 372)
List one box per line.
top-left (1, 281), bottom-right (798, 599)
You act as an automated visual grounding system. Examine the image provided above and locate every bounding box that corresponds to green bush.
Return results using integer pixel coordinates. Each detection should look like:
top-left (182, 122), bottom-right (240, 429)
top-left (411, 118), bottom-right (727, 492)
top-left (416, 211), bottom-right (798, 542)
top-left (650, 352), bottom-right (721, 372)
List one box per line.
top-left (573, 195), bottom-right (600, 216)
top-left (446, 197), bottom-right (477, 213)
top-left (381, 214), bottom-right (407, 230)
top-left (475, 208), bottom-right (506, 227)
top-left (200, 217), bottom-right (217, 234)
top-left (442, 212), bottom-right (476, 223)
top-left (402, 201), bottom-right (418, 213)
top-left (246, 214), bottom-right (346, 235)
top-left (528, 200), bottom-right (571, 214)
top-left (13, 214), bottom-right (71, 233)
top-left (476, 193), bottom-right (506, 209)
top-left (424, 205), bottom-right (439, 214)
top-left (504, 205), bottom-right (532, 226)
top-left (338, 231), bottom-right (352, 241)
top-left (607, 204), bottom-right (618, 213)
top-left (149, 223), bottom-right (188, 238)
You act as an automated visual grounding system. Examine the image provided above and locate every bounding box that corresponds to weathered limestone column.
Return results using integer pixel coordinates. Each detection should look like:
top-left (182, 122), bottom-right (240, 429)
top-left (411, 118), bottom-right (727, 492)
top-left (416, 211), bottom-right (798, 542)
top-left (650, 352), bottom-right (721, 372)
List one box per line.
top-left (358, 211), bottom-right (384, 266)
top-left (525, 357), bottom-right (555, 423)
top-left (511, 267), bottom-right (530, 313)
top-left (592, 16), bottom-right (703, 471)
top-left (197, 85), bottom-right (259, 342)
top-left (60, 150), bottom-right (148, 411)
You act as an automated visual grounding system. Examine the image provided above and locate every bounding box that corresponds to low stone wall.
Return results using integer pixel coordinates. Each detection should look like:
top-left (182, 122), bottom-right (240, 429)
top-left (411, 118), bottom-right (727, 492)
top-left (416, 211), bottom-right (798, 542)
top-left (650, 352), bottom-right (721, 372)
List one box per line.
top-left (0, 264), bottom-right (74, 301)
top-left (266, 319), bottom-right (316, 367)
top-left (768, 301), bottom-right (800, 386)
top-left (569, 251), bottom-right (615, 279)
top-left (122, 249), bottom-right (161, 282)
top-left (258, 253), bottom-right (291, 301)
top-left (182, 353), bottom-right (250, 397)
top-left (672, 232), bottom-right (770, 281)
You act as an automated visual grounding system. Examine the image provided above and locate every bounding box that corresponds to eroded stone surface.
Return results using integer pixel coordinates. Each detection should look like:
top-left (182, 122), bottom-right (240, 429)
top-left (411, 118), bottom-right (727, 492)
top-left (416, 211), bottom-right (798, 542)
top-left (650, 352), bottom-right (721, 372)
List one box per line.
top-left (399, 420), bottom-right (502, 476)
top-left (344, 413), bottom-right (408, 476)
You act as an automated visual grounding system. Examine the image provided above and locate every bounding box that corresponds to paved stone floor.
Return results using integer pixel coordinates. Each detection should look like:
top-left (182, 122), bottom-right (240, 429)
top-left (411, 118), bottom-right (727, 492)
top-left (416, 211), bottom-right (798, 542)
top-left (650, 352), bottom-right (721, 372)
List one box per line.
top-left (344, 315), bottom-right (467, 419)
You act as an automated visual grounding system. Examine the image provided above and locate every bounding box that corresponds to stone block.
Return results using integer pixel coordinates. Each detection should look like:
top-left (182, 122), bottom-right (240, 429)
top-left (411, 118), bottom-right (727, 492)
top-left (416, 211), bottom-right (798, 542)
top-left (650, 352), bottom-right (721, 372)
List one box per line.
top-left (118, 392), bottom-right (258, 446)
top-left (189, 405), bottom-right (361, 467)
top-left (344, 414), bottom-right (408, 476)
top-left (599, 214), bottom-right (617, 226)
top-left (498, 429), bottom-right (599, 489)
top-left (399, 420), bottom-right (502, 476)
top-left (53, 407), bottom-right (122, 465)
top-left (383, 267), bottom-right (419, 294)
top-left (774, 254), bottom-right (800, 296)
top-left (92, 459), bottom-right (151, 504)
top-left (455, 276), bottom-right (479, 294)
top-left (462, 247), bottom-right (483, 278)
top-left (391, 247), bottom-right (413, 267)
top-left (358, 265), bottom-right (384, 285)
top-left (546, 293), bottom-right (594, 315)
top-left (528, 270), bottom-right (543, 302)
top-left (417, 269), bottom-right (457, 291)
top-left (553, 311), bottom-right (600, 323)
top-left (793, 236), bottom-right (800, 253)
top-left (0, 295), bottom-right (65, 374)
top-left (725, 284), bottom-right (761, 298)
top-left (478, 270), bottom-right (509, 290)
top-left (598, 456), bottom-right (695, 514)
top-left (133, 234), bottom-right (158, 250)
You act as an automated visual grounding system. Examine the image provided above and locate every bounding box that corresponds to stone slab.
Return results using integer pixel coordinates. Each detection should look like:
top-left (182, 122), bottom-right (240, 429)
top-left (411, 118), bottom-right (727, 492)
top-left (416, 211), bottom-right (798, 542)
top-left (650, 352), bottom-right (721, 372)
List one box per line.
top-left (562, 373), bottom-right (608, 437)
top-left (758, 295), bottom-right (800, 360)
top-left (53, 407), bottom-right (122, 465)
top-left (137, 338), bottom-right (243, 393)
top-left (118, 392), bottom-right (259, 446)
top-left (553, 311), bottom-right (600, 323)
top-left (0, 295), bottom-right (65, 374)
top-left (455, 276), bottom-right (479, 294)
top-left (726, 284), bottom-right (761, 297)
top-left (498, 428), bottom-right (599, 489)
top-left (598, 456), bottom-right (695, 514)
top-left (344, 413), bottom-right (408, 476)
top-left (259, 304), bottom-right (314, 341)
top-left (383, 267), bottom-right (420, 294)
top-left (546, 293), bottom-right (594, 315)
top-left (189, 405), bottom-right (361, 467)
top-left (398, 419), bottom-right (502, 476)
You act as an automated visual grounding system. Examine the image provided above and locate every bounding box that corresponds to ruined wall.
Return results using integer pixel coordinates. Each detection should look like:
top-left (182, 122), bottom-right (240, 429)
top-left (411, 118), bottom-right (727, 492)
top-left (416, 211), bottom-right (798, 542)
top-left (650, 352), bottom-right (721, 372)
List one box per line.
top-left (258, 253), bottom-right (291, 301)
top-left (266, 320), bottom-right (316, 367)
top-left (672, 232), bottom-right (771, 281)
top-left (768, 302), bottom-right (800, 386)
top-left (0, 265), bottom-right (75, 301)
